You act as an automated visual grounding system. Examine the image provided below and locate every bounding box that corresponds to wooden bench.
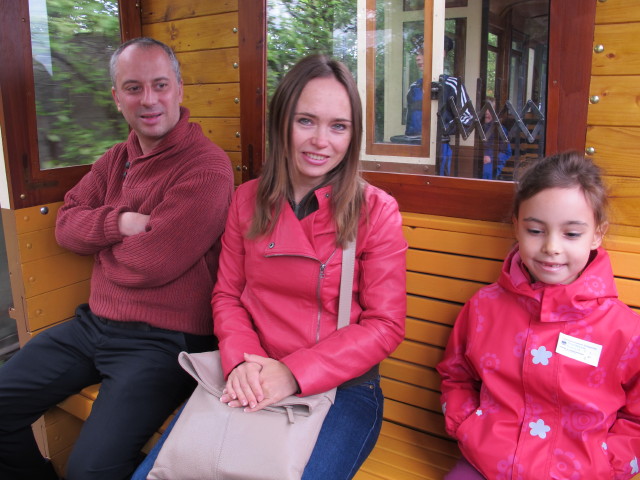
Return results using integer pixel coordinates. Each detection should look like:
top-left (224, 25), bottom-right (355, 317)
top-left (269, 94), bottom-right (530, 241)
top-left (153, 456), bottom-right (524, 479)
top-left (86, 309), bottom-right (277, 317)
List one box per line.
top-left (7, 205), bottom-right (640, 478)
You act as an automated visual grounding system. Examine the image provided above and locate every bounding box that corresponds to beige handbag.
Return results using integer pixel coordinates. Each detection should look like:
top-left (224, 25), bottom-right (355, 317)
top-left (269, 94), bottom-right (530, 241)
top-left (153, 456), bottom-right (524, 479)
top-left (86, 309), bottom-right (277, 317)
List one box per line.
top-left (147, 240), bottom-right (356, 480)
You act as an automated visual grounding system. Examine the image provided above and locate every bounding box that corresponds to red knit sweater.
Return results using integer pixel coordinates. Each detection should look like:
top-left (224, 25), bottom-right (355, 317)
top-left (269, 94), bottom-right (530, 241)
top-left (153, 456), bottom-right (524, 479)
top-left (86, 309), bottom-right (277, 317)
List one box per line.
top-left (56, 108), bottom-right (234, 335)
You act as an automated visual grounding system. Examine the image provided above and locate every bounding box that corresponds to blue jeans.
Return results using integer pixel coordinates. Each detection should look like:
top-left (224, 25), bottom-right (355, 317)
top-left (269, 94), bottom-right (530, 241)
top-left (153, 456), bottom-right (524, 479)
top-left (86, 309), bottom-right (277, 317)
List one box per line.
top-left (440, 142), bottom-right (452, 176)
top-left (0, 304), bottom-right (214, 480)
top-left (132, 377), bottom-right (384, 480)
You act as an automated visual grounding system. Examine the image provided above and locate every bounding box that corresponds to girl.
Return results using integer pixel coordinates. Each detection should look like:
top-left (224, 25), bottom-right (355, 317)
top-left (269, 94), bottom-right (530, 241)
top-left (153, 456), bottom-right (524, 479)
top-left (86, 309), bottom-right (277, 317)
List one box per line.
top-left (437, 152), bottom-right (640, 479)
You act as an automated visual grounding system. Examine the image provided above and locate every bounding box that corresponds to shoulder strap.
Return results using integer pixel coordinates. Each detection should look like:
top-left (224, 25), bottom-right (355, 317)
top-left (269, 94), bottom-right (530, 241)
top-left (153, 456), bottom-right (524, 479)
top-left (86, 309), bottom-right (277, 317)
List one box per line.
top-left (337, 238), bottom-right (356, 330)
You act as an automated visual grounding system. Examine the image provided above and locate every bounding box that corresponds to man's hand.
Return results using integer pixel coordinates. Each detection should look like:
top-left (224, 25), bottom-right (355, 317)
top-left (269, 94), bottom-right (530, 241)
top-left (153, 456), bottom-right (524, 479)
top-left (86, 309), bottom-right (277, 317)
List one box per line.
top-left (118, 212), bottom-right (150, 236)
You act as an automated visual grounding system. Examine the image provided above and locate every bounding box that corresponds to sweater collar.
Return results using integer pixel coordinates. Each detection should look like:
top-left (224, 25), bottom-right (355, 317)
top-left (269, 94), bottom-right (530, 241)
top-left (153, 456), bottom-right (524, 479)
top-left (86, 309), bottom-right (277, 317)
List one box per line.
top-left (127, 106), bottom-right (191, 159)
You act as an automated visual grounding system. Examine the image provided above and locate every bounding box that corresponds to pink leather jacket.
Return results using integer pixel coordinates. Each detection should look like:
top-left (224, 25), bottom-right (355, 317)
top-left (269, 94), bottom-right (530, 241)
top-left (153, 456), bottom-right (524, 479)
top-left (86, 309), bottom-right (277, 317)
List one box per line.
top-left (212, 179), bottom-right (407, 395)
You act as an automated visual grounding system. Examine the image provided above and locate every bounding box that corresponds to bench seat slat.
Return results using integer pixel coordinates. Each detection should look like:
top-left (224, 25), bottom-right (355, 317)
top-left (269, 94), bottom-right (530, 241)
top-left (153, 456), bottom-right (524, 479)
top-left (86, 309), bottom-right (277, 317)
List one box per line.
top-left (384, 399), bottom-right (445, 435)
top-left (407, 272), bottom-right (485, 304)
top-left (407, 250), bottom-right (503, 284)
top-left (381, 358), bottom-right (439, 391)
top-left (381, 377), bottom-right (442, 413)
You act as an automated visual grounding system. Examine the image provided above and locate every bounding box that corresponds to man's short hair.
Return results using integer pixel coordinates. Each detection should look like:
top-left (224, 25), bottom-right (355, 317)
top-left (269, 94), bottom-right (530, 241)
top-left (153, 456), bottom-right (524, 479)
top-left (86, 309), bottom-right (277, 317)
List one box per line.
top-left (109, 37), bottom-right (182, 87)
top-left (444, 36), bottom-right (454, 53)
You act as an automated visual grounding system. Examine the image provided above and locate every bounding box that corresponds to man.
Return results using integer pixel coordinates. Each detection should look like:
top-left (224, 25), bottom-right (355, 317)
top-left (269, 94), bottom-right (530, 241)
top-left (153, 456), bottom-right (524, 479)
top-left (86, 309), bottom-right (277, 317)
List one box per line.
top-left (404, 34), bottom-right (425, 137)
top-left (0, 37), bottom-right (234, 480)
top-left (439, 35), bottom-right (473, 176)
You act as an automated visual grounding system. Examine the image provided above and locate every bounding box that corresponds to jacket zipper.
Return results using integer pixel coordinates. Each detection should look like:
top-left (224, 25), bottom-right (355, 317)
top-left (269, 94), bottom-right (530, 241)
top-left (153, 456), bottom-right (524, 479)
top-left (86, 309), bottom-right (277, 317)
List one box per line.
top-left (265, 249), bottom-right (337, 344)
top-left (315, 249), bottom-right (337, 343)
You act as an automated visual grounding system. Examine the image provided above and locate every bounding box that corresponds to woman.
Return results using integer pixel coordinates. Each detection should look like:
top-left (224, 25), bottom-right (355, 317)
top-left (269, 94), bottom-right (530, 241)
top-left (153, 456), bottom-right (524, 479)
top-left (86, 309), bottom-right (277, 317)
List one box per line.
top-left (135, 54), bottom-right (407, 479)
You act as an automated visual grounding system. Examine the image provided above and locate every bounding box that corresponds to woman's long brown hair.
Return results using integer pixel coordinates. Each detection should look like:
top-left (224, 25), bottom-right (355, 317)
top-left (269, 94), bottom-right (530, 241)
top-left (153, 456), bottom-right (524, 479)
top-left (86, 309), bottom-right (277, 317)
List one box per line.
top-left (248, 55), bottom-right (364, 248)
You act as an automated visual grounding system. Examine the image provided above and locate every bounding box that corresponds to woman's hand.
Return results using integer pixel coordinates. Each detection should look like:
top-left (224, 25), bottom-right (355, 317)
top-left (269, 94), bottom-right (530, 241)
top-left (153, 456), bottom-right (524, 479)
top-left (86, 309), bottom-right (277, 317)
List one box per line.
top-left (221, 353), bottom-right (299, 412)
top-left (243, 353), bottom-right (299, 412)
top-left (221, 358), bottom-right (264, 409)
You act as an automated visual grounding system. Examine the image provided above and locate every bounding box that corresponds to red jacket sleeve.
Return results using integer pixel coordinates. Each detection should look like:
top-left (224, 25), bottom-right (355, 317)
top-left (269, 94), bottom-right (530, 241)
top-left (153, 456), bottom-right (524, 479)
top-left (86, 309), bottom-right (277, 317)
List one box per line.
top-left (606, 325), bottom-right (640, 479)
top-left (437, 300), bottom-right (482, 437)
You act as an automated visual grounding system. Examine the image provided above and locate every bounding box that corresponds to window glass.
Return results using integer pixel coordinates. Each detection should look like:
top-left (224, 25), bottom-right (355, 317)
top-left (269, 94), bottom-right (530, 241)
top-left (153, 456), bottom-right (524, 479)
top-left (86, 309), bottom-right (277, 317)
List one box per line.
top-left (266, 0), bottom-right (357, 99)
top-left (266, 0), bottom-right (549, 181)
top-left (29, 0), bottom-right (124, 170)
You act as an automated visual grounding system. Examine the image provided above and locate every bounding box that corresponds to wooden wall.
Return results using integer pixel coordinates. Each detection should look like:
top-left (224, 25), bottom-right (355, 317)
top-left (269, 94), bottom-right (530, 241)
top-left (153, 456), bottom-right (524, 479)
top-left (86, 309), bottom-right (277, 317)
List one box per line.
top-left (587, 0), bottom-right (640, 238)
top-left (140, 0), bottom-right (243, 185)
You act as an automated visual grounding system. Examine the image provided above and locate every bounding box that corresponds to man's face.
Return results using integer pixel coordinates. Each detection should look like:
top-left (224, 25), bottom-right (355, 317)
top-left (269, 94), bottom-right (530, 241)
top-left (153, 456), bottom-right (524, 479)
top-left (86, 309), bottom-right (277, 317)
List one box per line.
top-left (415, 52), bottom-right (424, 72)
top-left (111, 45), bottom-right (183, 154)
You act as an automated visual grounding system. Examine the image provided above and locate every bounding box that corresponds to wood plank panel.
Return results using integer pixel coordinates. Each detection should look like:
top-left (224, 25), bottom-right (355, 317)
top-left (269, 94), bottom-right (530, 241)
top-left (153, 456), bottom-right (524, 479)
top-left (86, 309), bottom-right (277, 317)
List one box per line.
top-left (380, 422), bottom-right (458, 458)
top-left (15, 203), bottom-right (62, 234)
top-left (384, 399), bottom-right (445, 434)
top-left (381, 358), bottom-right (440, 391)
top-left (592, 23), bottom-right (640, 76)
top-left (178, 48), bottom-right (239, 84)
top-left (402, 212), bottom-right (513, 238)
top-left (183, 84), bottom-right (240, 117)
top-left (21, 253), bottom-right (93, 298)
top-left (586, 126), bottom-right (640, 178)
top-left (606, 176), bottom-right (640, 229)
top-left (407, 249), bottom-right (502, 283)
top-left (407, 272), bottom-right (485, 304)
top-left (381, 377), bottom-right (442, 413)
top-left (616, 277), bottom-right (640, 309)
top-left (357, 457), bottom-right (435, 480)
top-left (367, 443), bottom-right (455, 475)
top-left (595, 0), bottom-right (640, 25)
top-left (18, 227), bottom-right (65, 263)
top-left (141, 0), bottom-right (238, 23)
top-left (405, 318), bottom-right (451, 349)
top-left (191, 117), bottom-right (241, 151)
top-left (143, 13), bottom-right (239, 53)
top-left (407, 295), bottom-right (461, 325)
top-left (403, 225), bottom-right (514, 259)
top-left (227, 151), bottom-right (242, 186)
top-left (609, 250), bottom-right (640, 280)
top-left (26, 281), bottom-right (91, 332)
top-left (391, 340), bottom-right (444, 370)
top-left (44, 408), bottom-right (82, 457)
top-left (363, 452), bottom-right (449, 480)
top-left (374, 429), bottom-right (457, 464)
top-left (587, 76), bottom-right (640, 127)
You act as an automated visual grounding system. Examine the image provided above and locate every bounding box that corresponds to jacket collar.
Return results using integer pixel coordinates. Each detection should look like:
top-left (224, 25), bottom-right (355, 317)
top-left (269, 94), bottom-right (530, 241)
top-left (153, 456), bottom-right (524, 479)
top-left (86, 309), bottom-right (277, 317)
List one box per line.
top-left (263, 185), bottom-right (336, 260)
top-left (498, 246), bottom-right (618, 322)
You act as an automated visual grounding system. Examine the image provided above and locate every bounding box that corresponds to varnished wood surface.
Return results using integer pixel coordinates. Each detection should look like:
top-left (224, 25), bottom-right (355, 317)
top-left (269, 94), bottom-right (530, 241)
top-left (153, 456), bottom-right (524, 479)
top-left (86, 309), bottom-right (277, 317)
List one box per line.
top-left (141, 0), bottom-right (238, 23)
top-left (595, 0), bottom-right (640, 25)
top-left (592, 23), bottom-right (640, 76)
top-left (588, 76), bottom-right (640, 127)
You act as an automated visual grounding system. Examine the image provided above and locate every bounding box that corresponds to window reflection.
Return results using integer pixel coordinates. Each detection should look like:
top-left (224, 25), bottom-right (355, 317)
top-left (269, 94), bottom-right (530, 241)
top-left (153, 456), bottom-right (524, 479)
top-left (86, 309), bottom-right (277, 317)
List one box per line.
top-left (264, 0), bottom-right (549, 181)
top-left (29, 0), bottom-right (123, 170)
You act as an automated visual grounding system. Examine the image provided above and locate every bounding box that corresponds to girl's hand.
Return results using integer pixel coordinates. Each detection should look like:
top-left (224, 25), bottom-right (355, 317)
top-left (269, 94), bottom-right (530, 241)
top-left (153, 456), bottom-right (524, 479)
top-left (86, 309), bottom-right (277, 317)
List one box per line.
top-left (241, 353), bottom-right (299, 413)
top-left (221, 358), bottom-right (264, 409)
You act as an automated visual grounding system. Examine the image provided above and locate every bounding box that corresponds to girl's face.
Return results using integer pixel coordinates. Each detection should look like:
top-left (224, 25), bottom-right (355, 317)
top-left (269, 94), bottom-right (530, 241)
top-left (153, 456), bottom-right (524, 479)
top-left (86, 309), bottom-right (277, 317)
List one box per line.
top-left (514, 186), bottom-right (605, 285)
top-left (289, 76), bottom-right (352, 203)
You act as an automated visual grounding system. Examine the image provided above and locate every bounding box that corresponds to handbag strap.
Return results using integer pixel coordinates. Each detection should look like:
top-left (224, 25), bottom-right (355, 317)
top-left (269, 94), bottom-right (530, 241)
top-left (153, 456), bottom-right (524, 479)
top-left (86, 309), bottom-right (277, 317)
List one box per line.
top-left (337, 238), bottom-right (356, 330)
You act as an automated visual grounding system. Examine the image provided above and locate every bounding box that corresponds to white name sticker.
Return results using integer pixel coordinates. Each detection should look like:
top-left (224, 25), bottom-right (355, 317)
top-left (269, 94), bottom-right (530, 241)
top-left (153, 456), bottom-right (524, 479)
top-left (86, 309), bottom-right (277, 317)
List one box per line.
top-left (555, 333), bottom-right (602, 367)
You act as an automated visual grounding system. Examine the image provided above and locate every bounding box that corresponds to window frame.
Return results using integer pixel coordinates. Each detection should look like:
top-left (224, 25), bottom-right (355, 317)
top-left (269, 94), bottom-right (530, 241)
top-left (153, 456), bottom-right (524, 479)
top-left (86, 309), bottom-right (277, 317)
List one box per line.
top-left (0, 0), bottom-right (141, 209)
top-left (363, 0), bottom-right (433, 159)
top-left (241, 0), bottom-right (594, 223)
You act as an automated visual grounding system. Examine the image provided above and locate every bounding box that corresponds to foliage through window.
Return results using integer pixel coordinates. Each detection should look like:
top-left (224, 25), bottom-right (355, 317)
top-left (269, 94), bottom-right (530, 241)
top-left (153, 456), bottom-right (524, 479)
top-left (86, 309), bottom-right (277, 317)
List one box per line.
top-left (29, 0), bottom-right (124, 170)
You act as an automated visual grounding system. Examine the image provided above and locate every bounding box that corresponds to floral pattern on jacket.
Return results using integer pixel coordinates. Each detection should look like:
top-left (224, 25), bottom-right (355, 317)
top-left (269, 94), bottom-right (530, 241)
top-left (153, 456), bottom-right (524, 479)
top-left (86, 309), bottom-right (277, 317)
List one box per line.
top-left (437, 246), bottom-right (640, 479)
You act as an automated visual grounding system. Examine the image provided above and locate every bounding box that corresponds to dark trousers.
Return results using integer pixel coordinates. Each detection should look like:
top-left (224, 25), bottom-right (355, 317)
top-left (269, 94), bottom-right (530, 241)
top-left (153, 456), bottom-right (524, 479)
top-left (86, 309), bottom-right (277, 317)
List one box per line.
top-left (0, 304), bottom-right (215, 480)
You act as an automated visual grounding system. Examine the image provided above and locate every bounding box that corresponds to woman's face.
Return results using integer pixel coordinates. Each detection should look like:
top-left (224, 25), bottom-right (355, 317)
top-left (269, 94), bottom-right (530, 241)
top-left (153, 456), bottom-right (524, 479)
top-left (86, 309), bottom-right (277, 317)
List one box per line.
top-left (289, 76), bottom-right (353, 203)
